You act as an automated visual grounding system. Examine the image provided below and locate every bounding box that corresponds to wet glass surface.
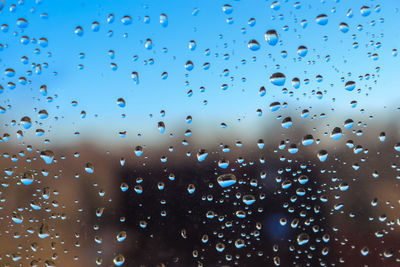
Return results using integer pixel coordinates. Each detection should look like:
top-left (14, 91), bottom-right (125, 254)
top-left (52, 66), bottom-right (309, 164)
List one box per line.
top-left (0, 0), bottom-right (400, 266)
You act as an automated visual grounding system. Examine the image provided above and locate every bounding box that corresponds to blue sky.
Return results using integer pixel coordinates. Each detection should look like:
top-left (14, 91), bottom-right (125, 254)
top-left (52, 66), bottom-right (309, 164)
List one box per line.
top-left (0, 0), bottom-right (399, 147)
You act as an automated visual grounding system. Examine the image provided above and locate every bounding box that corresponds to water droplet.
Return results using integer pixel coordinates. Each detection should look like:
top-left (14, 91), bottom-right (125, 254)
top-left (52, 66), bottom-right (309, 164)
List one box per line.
top-left (222, 5), bottom-right (233, 15)
top-left (217, 173), bottom-right (237, 188)
top-left (345, 81), bottom-right (356, 91)
top-left (135, 146), bottom-right (143, 156)
top-left (160, 14), bottom-right (168, 27)
top-left (38, 109), bottom-right (49, 119)
top-left (85, 162), bottom-right (94, 173)
top-left (317, 150), bottom-right (328, 162)
top-left (360, 6), bottom-right (371, 17)
top-left (121, 16), bottom-right (132, 25)
top-left (20, 116), bottom-right (32, 129)
top-left (40, 150), bottom-right (54, 164)
top-left (281, 117), bottom-right (292, 128)
top-left (316, 14), bottom-right (328, 25)
top-left (113, 254), bottom-right (125, 266)
top-left (197, 149), bottom-right (208, 162)
top-left (187, 184), bottom-right (196, 194)
top-left (21, 171), bottom-right (34, 185)
top-left (120, 183), bottom-right (129, 192)
top-left (248, 39), bottom-right (260, 51)
top-left (116, 231), bottom-right (127, 242)
top-left (11, 211), bottom-right (23, 223)
top-left (75, 26), bottom-right (84, 36)
top-left (16, 18), bottom-right (28, 28)
top-left (91, 21), bottom-right (100, 32)
top-left (218, 159), bottom-right (229, 168)
top-left (297, 233), bottom-right (310, 245)
top-left (330, 127), bottom-right (343, 140)
top-left (297, 46), bottom-right (308, 57)
top-left (361, 247), bottom-right (369, 256)
top-left (344, 119), bottom-right (354, 129)
top-left (339, 22), bottom-right (349, 33)
top-left (394, 143), bottom-right (400, 152)
top-left (185, 60), bottom-right (194, 71)
top-left (216, 242), bottom-right (225, 252)
top-left (298, 175), bottom-right (309, 184)
top-left (265, 30), bottom-right (278, 46)
top-left (235, 239), bottom-right (245, 248)
top-left (117, 98), bottom-right (126, 108)
top-left (145, 39), bottom-right (152, 50)
top-left (379, 132), bottom-right (386, 142)
top-left (131, 72), bottom-right (139, 84)
top-left (189, 40), bottom-right (196, 51)
top-left (242, 195), bottom-right (256, 205)
top-left (270, 72), bottom-right (286, 86)
top-left (158, 121), bottom-right (165, 134)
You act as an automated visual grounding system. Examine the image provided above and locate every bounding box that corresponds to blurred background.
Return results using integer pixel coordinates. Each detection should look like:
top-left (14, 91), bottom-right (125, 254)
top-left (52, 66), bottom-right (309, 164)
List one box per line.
top-left (0, 0), bottom-right (399, 266)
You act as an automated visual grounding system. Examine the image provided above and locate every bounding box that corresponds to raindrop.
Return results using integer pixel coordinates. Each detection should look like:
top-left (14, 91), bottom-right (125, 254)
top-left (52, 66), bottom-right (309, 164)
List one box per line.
top-left (21, 171), bottom-right (34, 185)
top-left (265, 30), bottom-right (278, 46)
top-left (185, 60), bottom-right (194, 71)
top-left (113, 254), bottom-right (125, 266)
top-left (160, 14), bottom-right (168, 27)
top-left (222, 5), bottom-right (233, 15)
top-left (197, 149), bottom-right (208, 162)
top-left (360, 6), bottom-right (371, 17)
top-left (297, 46), bottom-right (308, 57)
top-left (75, 26), bottom-right (84, 36)
top-left (248, 39), bottom-right (260, 51)
top-left (317, 150), bottom-right (328, 162)
top-left (91, 21), bottom-right (100, 32)
top-left (135, 146), bottom-right (143, 156)
top-left (117, 98), bottom-right (126, 108)
top-left (145, 39), bottom-right (153, 49)
top-left (217, 173), bottom-right (237, 188)
top-left (40, 150), bottom-right (54, 164)
top-left (330, 127), bottom-right (343, 140)
top-left (270, 72), bottom-right (286, 86)
top-left (242, 195), bottom-right (256, 205)
top-left (281, 117), bottom-right (293, 128)
top-left (16, 18), bottom-right (28, 28)
top-left (20, 116), bottom-right (32, 129)
top-left (85, 162), bottom-right (94, 173)
top-left (121, 16), bottom-right (132, 25)
top-left (345, 81), bottom-right (356, 91)
top-left (316, 14), bottom-right (328, 25)
top-left (339, 23), bottom-right (349, 33)
top-left (297, 233), bottom-right (310, 245)
top-left (116, 231), bottom-right (127, 242)
top-left (158, 121), bottom-right (165, 134)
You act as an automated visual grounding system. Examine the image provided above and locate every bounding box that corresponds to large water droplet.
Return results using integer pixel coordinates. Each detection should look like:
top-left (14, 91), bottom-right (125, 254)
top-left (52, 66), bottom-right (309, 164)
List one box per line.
top-left (248, 39), bottom-right (260, 51)
top-left (345, 81), bottom-right (356, 91)
top-left (160, 14), bottom-right (168, 27)
top-left (40, 150), bottom-right (54, 164)
top-left (121, 16), bottom-right (132, 25)
top-left (21, 171), bottom-right (34, 185)
top-left (297, 233), bottom-right (310, 245)
top-left (265, 30), bottom-right (278, 46)
top-left (222, 4), bottom-right (233, 14)
top-left (16, 18), bottom-right (28, 28)
top-left (217, 173), bottom-right (237, 188)
top-left (270, 72), bottom-right (286, 86)
top-left (20, 116), bottom-right (32, 129)
top-left (316, 14), bottom-right (328, 25)
top-left (360, 6), bottom-right (371, 17)
top-left (113, 254), bottom-right (125, 266)
top-left (317, 150), bottom-right (328, 162)
top-left (197, 149), bottom-right (208, 162)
